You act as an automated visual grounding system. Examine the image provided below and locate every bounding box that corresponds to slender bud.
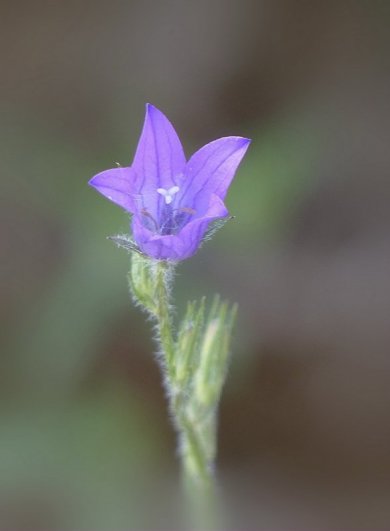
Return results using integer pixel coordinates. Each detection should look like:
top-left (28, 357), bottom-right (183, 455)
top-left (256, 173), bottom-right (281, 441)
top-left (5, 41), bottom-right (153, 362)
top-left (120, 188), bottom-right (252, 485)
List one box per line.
top-left (127, 252), bottom-right (157, 313)
top-left (175, 297), bottom-right (205, 387)
top-left (194, 296), bottom-right (237, 409)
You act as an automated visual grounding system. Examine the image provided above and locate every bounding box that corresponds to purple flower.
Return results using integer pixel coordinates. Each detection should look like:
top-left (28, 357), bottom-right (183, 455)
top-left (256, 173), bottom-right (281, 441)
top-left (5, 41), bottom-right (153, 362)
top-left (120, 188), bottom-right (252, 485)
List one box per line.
top-left (89, 104), bottom-right (250, 260)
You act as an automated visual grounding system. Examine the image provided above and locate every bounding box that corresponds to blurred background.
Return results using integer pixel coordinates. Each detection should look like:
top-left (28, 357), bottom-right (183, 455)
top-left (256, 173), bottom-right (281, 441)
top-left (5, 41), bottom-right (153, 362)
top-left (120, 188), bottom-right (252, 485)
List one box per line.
top-left (1, 0), bottom-right (390, 529)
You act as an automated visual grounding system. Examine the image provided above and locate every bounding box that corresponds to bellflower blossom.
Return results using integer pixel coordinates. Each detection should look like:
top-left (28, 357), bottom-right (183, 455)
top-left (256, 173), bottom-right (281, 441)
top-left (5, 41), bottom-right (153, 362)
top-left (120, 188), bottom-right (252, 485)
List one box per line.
top-left (89, 104), bottom-right (250, 260)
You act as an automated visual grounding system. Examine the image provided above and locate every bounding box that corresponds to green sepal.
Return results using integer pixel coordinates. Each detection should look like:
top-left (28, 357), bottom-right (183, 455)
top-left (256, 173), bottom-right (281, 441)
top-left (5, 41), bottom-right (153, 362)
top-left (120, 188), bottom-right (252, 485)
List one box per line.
top-left (193, 296), bottom-right (238, 409)
top-left (108, 233), bottom-right (144, 255)
top-left (202, 216), bottom-right (234, 245)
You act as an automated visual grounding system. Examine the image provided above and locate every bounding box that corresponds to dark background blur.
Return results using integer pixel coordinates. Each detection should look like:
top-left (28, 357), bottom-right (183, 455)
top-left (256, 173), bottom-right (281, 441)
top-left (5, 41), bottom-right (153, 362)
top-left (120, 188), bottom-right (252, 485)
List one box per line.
top-left (1, 1), bottom-right (390, 529)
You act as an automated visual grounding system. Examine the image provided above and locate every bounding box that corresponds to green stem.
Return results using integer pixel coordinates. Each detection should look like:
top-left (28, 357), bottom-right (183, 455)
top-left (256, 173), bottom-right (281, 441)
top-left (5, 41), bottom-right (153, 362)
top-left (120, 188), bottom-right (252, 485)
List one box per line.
top-left (153, 261), bottom-right (214, 489)
top-left (177, 402), bottom-right (214, 486)
top-left (154, 260), bottom-right (176, 379)
top-left (129, 255), bottom-right (226, 528)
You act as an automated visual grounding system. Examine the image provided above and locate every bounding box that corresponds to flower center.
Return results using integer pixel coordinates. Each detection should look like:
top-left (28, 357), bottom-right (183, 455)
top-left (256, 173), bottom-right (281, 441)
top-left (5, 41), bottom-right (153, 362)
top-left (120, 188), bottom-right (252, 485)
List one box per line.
top-left (157, 186), bottom-right (180, 205)
top-left (140, 186), bottom-right (196, 236)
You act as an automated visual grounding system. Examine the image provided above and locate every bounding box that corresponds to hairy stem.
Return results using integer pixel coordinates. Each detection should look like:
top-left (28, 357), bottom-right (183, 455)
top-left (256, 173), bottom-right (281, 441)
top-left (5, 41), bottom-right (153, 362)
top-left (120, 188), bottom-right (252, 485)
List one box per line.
top-left (153, 261), bottom-right (213, 489)
top-left (153, 260), bottom-right (176, 380)
top-left (128, 255), bottom-right (236, 529)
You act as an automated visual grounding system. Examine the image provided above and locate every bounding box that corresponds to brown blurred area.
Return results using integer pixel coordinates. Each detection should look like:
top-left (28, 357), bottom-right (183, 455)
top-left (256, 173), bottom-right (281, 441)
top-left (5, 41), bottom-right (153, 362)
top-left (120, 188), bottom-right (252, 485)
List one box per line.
top-left (1, 0), bottom-right (390, 529)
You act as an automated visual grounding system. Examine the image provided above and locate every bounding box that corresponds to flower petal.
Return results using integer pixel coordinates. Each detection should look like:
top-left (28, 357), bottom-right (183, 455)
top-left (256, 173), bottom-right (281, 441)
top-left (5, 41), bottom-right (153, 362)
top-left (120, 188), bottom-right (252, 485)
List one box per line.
top-left (132, 104), bottom-right (186, 195)
top-left (89, 167), bottom-right (137, 213)
top-left (132, 194), bottom-right (228, 260)
top-left (179, 137), bottom-right (250, 209)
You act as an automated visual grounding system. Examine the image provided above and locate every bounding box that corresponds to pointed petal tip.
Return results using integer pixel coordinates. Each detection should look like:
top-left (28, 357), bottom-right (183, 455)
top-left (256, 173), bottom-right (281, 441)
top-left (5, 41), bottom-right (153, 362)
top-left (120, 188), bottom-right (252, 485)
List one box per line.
top-left (88, 174), bottom-right (98, 188)
top-left (145, 102), bottom-right (162, 116)
top-left (205, 135), bottom-right (251, 148)
top-left (230, 136), bottom-right (251, 146)
top-left (87, 167), bottom-right (136, 213)
top-left (144, 102), bottom-right (173, 125)
top-left (241, 137), bottom-right (252, 151)
top-left (231, 136), bottom-right (251, 154)
top-left (88, 170), bottom-right (114, 189)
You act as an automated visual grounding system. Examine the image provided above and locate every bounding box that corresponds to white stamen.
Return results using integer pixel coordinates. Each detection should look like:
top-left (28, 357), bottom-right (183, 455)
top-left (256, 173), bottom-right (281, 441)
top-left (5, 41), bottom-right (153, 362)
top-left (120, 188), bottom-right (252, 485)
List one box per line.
top-left (157, 185), bottom-right (180, 205)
